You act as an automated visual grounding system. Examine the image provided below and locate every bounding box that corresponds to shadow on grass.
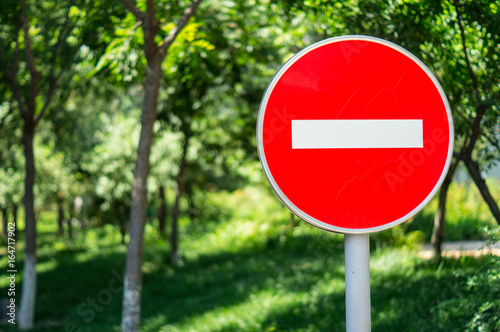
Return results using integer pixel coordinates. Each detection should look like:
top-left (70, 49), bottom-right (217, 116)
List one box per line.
top-left (0, 231), bottom-right (344, 332)
top-left (141, 232), bottom-right (346, 331)
top-left (255, 256), bottom-right (485, 332)
top-left (373, 254), bottom-right (495, 331)
top-left (0, 248), bottom-right (126, 332)
top-left (0, 230), bottom-right (488, 332)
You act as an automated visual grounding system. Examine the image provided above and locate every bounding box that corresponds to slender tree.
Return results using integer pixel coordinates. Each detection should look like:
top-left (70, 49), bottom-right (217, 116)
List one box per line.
top-left (157, 184), bottom-right (168, 235)
top-left (0, 2), bottom-right (70, 327)
top-left (431, 0), bottom-right (500, 257)
top-left (451, 1), bottom-right (500, 222)
top-left (115, 0), bottom-right (203, 330)
top-left (151, 0), bottom-right (286, 264)
top-left (1, 207), bottom-right (7, 236)
top-left (0, 0), bottom-right (120, 327)
top-left (170, 123), bottom-right (191, 266)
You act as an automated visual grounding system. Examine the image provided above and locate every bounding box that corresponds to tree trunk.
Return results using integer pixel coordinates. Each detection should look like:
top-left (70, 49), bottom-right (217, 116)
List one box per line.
top-left (57, 198), bottom-right (64, 237)
top-left (12, 204), bottom-right (18, 233)
top-left (431, 159), bottom-right (459, 259)
top-left (463, 156), bottom-right (500, 224)
top-left (171, 131), bottom-right (190, 267)
top-left (19, 127), bottom-right (37, 331)
top-left (121, 56), bottom-right (161, 332)
top-left (119, 1), bottom-right (202, 330)
top-left (67, 204), bottom-right (73, 240)
top-left (1, 207), bottom-right (7, 236)
top-left (66, 218), bottom-right (73, 239)
top-left (158, 184), bottom-right (167, 235)
top-left (120, 218), bottom-right (127, 245)
top-left (289, 212), bottom-right (296, 228)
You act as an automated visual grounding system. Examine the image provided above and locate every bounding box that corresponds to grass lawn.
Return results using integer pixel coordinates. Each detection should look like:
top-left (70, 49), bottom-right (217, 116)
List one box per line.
top-left (1, 186), bottom-right (498, 331)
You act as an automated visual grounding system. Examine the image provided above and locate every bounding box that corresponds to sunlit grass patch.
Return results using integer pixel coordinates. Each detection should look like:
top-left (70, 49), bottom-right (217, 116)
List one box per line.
top-left (157, 290), bottom-right (299, 332)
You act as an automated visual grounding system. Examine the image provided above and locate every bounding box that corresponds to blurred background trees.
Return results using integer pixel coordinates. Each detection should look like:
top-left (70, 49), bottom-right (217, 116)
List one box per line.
top-left (0, 0), bottom-right (499, 331)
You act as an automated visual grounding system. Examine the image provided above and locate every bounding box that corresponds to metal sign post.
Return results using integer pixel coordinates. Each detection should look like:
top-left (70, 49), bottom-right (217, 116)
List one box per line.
top-left (345, 234), bottom-right (371, 332)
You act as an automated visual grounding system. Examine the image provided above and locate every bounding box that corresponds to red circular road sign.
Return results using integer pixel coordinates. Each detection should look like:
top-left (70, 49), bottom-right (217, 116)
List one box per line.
top-left (257, 36), bottom-right (454, 233)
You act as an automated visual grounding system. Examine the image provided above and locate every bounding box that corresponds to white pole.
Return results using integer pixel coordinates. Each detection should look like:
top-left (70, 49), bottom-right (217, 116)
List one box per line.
top-left (345, 233), bottom-right (371, 332)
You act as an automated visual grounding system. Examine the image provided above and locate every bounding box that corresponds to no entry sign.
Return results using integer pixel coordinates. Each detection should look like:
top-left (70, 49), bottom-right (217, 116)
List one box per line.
top-left (257, 36), bottom-right (454, 233)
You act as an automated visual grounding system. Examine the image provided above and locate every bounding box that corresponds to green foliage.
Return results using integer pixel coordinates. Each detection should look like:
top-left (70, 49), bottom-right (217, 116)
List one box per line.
top-left (371, 225), bottom-right (425, 251)
top-left (0, 147), bottom-right (23, 209)
top-left (187, 189), bottom-right (234, 224)
top-left (0, 0), bottom-right (122, 111)
top-left (430, 228), bottom-right (500, 332)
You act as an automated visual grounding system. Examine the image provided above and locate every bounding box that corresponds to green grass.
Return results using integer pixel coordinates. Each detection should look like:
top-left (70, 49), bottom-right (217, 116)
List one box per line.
top-left (0, 185), bottom-right (499, 331)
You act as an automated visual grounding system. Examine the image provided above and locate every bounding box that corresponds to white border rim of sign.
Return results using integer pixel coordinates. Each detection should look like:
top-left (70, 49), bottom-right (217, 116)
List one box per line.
top-left (256, 35), bottom-right (455, 234)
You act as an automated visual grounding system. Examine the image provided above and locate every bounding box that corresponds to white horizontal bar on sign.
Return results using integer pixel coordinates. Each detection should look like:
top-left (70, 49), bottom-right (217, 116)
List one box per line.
top-left (291, 119), bottom-right (423, 149)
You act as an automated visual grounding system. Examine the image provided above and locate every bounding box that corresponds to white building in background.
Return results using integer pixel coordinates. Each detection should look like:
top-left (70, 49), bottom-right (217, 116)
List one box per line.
top-left (488, 163), bottom-right (500, 179)
top-left (454, 162), bottom-right (500, 183)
